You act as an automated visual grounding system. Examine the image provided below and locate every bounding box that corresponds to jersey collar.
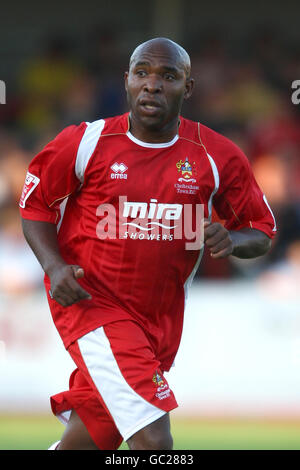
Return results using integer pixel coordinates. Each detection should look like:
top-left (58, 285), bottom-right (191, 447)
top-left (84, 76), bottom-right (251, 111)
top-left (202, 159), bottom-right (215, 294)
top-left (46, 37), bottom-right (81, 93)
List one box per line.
top-left (126, 131), bottom-right (179, 148)
top-left (124, 113), bottom-right (181, 148)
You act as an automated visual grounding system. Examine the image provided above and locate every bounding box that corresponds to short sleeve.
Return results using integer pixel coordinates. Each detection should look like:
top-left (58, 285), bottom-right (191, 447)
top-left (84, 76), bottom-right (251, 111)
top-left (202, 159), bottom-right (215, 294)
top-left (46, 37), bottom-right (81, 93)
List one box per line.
top-left (19, 122), bottom-right (87, 224)
top-left (212, 147), bottom-right (277, 239)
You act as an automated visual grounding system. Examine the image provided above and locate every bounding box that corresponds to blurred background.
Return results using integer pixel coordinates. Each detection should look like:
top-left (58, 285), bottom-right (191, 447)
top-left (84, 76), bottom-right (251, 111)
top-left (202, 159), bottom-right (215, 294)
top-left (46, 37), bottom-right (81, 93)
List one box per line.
top-left (0, 0), bottom-right (300, 450)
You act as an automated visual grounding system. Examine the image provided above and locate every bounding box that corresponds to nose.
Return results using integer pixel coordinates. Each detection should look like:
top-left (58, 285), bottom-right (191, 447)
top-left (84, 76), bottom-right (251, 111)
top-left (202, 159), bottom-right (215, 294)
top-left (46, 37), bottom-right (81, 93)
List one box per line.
top-left (143, 74), bottom-right (162, 94)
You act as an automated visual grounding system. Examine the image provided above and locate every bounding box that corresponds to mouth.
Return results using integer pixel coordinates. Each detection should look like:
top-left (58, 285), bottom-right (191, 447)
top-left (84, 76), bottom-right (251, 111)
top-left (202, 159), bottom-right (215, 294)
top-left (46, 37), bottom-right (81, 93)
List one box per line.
top-left (138, 99), bottom-right (162, 115)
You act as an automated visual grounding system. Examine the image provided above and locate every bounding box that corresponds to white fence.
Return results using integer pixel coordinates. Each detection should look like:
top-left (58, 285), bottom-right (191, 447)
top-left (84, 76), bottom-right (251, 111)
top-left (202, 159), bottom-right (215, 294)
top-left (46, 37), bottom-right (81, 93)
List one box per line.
top-left (1, 279), bottom-right (300, 416)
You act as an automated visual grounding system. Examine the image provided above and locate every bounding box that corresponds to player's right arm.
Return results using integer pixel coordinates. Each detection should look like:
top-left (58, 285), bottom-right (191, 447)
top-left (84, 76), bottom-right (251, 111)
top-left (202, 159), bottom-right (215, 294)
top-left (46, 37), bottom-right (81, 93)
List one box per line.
top-left (21, 219), bottom-right (91, 306)
top-left (19, 123), bottom-right (92, 307)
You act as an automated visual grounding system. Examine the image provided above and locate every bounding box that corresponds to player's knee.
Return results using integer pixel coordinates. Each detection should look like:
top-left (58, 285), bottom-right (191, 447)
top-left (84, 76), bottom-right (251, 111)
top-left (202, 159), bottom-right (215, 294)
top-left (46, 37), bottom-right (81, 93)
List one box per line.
top-left (128, 429), bottom-right (173, 450)
top-left (152, 430), bottom-right (173, 450)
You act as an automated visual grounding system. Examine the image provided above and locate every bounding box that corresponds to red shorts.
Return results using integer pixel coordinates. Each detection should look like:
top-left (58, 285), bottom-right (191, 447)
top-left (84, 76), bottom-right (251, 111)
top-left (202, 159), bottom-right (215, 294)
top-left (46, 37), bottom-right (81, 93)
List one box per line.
top-left (51, 320), bottom-right (178, 449)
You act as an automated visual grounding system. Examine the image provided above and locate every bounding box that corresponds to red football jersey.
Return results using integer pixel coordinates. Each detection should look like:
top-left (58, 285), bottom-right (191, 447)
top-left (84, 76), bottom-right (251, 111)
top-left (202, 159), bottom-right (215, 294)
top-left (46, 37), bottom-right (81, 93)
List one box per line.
top-left (19, 113), bottom-right (276, 370)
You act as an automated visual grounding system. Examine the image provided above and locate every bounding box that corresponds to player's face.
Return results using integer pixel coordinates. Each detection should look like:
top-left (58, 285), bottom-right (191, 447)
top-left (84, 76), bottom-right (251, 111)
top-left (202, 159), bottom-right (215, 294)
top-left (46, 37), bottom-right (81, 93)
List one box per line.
top-left (125, 46), bottom-right (193, 139)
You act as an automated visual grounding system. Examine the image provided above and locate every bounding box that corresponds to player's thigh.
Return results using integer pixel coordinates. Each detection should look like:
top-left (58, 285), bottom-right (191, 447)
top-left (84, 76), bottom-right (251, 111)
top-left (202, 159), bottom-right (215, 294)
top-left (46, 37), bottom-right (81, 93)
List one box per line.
top-left (51, 368), bottom-right (123, 450)
top-left (58, 409), bottom-right (99, 450)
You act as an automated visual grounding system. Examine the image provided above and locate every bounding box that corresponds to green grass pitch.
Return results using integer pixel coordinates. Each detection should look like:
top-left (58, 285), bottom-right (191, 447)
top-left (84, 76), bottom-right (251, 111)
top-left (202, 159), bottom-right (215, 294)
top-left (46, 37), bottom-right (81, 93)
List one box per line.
top-left (1, 415), bottom-right (300, 450)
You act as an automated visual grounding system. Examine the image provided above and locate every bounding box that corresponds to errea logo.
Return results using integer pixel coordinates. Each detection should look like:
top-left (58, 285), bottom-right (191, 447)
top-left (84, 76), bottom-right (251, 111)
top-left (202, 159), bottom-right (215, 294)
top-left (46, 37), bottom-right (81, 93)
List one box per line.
top-left (111, 162), bottom-right (128, 179)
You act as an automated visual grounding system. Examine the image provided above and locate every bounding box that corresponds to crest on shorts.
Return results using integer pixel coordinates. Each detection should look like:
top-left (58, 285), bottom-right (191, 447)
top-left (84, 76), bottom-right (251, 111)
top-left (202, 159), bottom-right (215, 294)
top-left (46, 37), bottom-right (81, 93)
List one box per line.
top-left (152, 370), bottom-right (171, 400)
top-left (176, 157), bottom-right (197, 183)
top-left (152, 371), bottom-right (165, 387)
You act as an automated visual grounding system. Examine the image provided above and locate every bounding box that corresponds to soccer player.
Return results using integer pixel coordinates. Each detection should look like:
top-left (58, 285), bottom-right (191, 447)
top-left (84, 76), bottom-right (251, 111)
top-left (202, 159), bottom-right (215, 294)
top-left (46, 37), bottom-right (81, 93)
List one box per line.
top-left (19, 37), bottom-right (276, 450)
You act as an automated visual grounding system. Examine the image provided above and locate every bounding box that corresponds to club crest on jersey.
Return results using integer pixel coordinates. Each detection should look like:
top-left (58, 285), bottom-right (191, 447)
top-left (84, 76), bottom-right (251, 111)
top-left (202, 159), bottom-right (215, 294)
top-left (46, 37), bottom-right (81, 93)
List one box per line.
top-left (110, 162), bottom-right (128, 179)
top-left (174, 157), bottom-right (199, 195)
top-left (176, 157), bottom-right (196, 183)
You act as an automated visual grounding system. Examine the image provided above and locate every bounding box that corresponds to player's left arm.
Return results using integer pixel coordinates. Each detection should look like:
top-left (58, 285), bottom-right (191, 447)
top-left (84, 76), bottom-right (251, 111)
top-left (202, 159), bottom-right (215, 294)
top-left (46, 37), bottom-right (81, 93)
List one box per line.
top-left (204, 221), bottom-right (272, 259)
top-left (206, 142), bottom-right (276, 260)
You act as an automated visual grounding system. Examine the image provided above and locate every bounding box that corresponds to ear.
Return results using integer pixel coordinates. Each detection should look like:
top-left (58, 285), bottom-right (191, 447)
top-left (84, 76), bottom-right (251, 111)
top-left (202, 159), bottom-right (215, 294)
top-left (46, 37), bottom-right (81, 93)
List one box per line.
top-left (124, 71), bottom-right (129, 92)
top-left (184, 78), bottom-right (194, 100)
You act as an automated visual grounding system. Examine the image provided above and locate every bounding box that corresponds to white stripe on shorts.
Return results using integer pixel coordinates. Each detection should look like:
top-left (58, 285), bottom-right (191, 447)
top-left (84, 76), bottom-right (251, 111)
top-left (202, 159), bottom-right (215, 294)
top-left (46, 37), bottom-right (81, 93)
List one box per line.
top-left (77, 326), bottom-right (166, 441)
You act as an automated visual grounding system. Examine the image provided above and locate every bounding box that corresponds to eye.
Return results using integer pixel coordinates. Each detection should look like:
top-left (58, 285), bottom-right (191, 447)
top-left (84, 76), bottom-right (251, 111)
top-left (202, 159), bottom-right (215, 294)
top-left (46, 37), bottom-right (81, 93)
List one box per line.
top-left (164, 73), bottom-right (176, 81)
top-left (136, 70), bottom-right (147, 77)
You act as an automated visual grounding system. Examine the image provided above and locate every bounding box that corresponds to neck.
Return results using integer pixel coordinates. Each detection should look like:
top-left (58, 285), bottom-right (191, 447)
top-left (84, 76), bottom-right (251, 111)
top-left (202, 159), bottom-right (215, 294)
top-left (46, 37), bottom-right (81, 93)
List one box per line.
top-left (128, 112), bottom-right (180, 143)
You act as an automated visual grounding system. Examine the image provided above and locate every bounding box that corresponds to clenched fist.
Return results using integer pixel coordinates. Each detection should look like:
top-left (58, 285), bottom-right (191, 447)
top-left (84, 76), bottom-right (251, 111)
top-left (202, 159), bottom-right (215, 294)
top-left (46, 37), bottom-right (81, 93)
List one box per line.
top-left (204, 220), bottom-right (234, 259)
top-left (48, 264), bottom-right (92, 307)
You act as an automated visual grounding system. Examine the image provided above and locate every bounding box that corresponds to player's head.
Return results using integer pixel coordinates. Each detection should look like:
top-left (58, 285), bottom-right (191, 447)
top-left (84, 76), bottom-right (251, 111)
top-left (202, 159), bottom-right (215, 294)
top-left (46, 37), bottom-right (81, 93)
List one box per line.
top-left (125, 37), bottom-right (194, 133)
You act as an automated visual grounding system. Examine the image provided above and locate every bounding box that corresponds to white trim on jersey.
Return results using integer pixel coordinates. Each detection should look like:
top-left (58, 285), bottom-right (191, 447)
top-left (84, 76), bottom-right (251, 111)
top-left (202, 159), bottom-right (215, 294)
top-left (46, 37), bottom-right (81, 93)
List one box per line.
top-left (263, 194), bottom-right (277, 232)
top-left (75, 119), bottom-right (105, 182)
top-left (77, 327), bottom-right (166, 441)
top-left (57, 198), bottom-right (68, 233)
top-left (206, 153), bottom-right (220, 221)
top-left (184, 246), bottom-right (204, 299)
top-left (57, 119), bottom-right (105, 233)
top-left (183, 152), bottom-right (219, 299)
top-left (126, 131), bottom-right (179, 148)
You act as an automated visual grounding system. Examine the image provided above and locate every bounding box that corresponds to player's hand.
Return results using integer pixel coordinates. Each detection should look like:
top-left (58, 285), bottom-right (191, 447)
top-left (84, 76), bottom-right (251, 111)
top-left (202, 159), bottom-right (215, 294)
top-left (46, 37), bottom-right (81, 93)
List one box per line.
top-left (48, 265), bottom-right (92, 307)
top-left (203, 219), bottom-right (234, 259)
